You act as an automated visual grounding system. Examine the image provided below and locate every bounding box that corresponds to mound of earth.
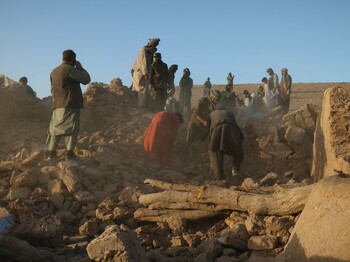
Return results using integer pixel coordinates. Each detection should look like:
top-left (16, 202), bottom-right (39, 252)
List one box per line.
top-left (0, 75), bottom-right (349, 261)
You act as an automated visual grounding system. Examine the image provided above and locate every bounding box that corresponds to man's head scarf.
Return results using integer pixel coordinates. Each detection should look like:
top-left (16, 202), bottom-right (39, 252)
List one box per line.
top-left (183, 68), bottom-right (191, 76)
top-left (148, 38), bottom-right (160, 47)
top-left (209, 89), bottom-right (221, 107)
top-left (210, 89), bottom-right (221, 100)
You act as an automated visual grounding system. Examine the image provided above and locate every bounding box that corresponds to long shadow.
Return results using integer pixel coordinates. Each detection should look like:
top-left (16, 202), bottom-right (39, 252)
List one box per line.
top-left (275, 233), bottom-right (349, 262)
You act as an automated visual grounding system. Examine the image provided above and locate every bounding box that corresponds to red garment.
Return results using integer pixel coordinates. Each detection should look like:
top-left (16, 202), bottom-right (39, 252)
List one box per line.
top-left (144, 111), bottom-right (180, 166)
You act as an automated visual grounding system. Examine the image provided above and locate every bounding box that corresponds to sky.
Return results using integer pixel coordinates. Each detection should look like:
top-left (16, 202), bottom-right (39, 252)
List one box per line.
top-left (0, 0), bottom-right (349, 98)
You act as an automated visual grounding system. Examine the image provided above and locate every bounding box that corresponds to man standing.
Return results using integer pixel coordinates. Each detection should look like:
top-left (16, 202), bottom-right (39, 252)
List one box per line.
top-left (150, 52), bottom-right (169, 112)
top-left (266, 68), bottom-right (279, 95)
top-left (220, 85), bottom-right (237, 113)
top-left (45, 49), bottom-right (90, 160)
top-left (144, 111), bottom-right (183, 167)
top-left (165, 64), bottom-right (178, 113)
top-left (19, 76), bottom-right (37, 98)
top-left (227, 72), bottom-right (234, 92)
top-left (203, 77), bottom-right (212, 97)
top-left (132, 38), bottom-right (160, 108)
top-left (208, 107), bottom-right (244, 180)
top-left (278, 68), bottom-right (292, 114)
top-left (179, 68), bottom-right (193, 120)
top-left (262, 76), bottom-right (278, 110)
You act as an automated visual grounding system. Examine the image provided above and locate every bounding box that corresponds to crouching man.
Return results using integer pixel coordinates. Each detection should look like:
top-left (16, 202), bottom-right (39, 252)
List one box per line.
top-left (144, 111), bottom-right (183, 167)
top-left (208, 107), bottom-right (244, 181)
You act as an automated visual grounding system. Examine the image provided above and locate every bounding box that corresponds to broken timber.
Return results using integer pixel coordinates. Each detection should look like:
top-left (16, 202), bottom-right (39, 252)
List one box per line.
top-left (134, 179), bottom-right (314, 222)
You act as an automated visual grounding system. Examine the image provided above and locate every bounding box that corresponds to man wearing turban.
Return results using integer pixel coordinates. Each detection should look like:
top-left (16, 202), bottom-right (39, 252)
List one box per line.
top-left (131, 38), bottom-right (160, 108)
top-left (185, 89), bottom-right (221, 147)
top-left (278, 68), bottom-right (293, 114)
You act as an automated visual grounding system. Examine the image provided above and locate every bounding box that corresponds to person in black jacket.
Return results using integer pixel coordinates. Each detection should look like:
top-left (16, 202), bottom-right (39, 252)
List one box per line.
top-left (45, 49), bottom-right (90, 160)
top-left (208, 107), bottom-right (244, 180)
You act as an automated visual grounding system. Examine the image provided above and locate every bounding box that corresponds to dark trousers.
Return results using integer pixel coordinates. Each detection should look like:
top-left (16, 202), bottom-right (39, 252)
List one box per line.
top-left (154, 88), bottom-right (167, 112)
top-left (210, 151), bottom-right (242, 180)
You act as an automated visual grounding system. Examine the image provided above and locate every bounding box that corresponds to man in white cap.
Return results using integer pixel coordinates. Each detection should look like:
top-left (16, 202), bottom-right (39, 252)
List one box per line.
top-left (278, 68), bottom-right (292, 114)
top-left (131, 38), bottom-right (160, 108)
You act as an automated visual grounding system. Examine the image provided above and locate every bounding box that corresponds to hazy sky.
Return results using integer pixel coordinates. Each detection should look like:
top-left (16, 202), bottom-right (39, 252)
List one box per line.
top-left (1, 0), bottom-right (349, 98)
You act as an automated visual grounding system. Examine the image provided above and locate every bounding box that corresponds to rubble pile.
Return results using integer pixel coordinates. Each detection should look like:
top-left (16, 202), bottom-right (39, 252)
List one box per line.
top-left (0, 76), bottom-right (349, 261)
top-left (241, 103), bottom-right (319, 181)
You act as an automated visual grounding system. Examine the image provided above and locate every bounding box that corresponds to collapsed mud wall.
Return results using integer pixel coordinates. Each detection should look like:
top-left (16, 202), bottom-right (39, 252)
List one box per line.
top-left (0, 85), bottom-right (50, 160)
top-left (241, 104), bottom-right (319, 181)
top-left (311, 87), bottom-right (350, 182)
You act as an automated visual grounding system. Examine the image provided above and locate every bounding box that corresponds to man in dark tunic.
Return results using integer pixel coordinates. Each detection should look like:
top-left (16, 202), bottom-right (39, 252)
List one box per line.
top-left (45, 49), bottom-right (90, 159)
top-left (19, 76), bottom-right (37, 98)
top-left (208, 107), bottom-right (244, 180)
top-left (278, 67), bottom-right (293, 114)
top-left (150, 52), bottom-right (169, 112)
top-left (179, 68), bottom-right (193, 120)
top-left (185, 89), bottom-right (221, 147)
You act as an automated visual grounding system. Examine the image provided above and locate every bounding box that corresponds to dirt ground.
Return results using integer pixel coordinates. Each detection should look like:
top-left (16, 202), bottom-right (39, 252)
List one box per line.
top-left (0, 79), bottom-right (349, 261)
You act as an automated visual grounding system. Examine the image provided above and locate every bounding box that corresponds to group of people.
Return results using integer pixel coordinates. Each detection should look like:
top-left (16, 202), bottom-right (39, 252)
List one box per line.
top-left (131, 38), bottom-right (194, 118)
top-left (15, 37), bottom-right (291, 183)
top-left (144, 87), bottom-right (244, 182)
top-left (143, 63), bottom-right (293, 182)
top-left (243, 68), bottom-right (293, 116)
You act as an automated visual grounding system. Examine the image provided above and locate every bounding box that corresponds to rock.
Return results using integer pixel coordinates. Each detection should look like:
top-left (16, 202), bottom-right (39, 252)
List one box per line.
top-left (56, 210), bottom-right (75, 224)
top-left (118, 186), bottom-right (141, 204)
top-left (224, 223), bottom-right (250, 241)
top-left (69, 201), bottom-right (81, 214)
top-left (260, 172), bottom-right (279, 186)
top-left (10, 169), bottom-right (38, 188)
top-left (94, 191), bottom-right (111, 205)
top-left (86, 224), bottom-right (147, 262)
top-left (194, 252), bottom-right (214, 262)
top-left (216, 255), bottom-right (240, 262)
top-left (113, 206), bottom-right (133, 224)
top-left (247, 235), bottom-right (278, 250)
top-left (58, 163), bottom-right (82, 193)
top-left (284, 126), bottom-right (306, 144)
top-left (15, 214), bottom-right (63, 248)
top-left (50, 194), bottom-right (64, 209)
top-left (276, 175), bottom-right (350, 261)
top-left (217, 233), bottom-right (248, 251)
top-left (7, 187), bottom-right (32, 200)
top-left (183, 233), bottom-right (201, 247)
top-left (264, 216), bottom-right (293, 236)
top-left (170, 236), bottom-right (187, 247)
top-left (79, 219), bottom-right (99, 237)
top-left (74, 191), bottom-right (95, 205)
top-left (245, 215), bottom-right (264, 236)
top-left (47, 179), bottom-right (64, 195)
top-left (242, 178), bottom-right (258, 188)
top-left (193, 239), bottom-right (223, 258)
top-left (165, 216), bottom-right (186, 235)
top-left (222, 247), bottom-right (238, 257)
top-left (63, 235), bottom-right (89, 245)
top-left (0, 236), bottom-right (46, 261)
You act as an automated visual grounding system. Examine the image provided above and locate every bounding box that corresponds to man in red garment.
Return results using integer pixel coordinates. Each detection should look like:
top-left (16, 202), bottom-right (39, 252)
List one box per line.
top-left (144, 111), bottom-right (183, 167)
